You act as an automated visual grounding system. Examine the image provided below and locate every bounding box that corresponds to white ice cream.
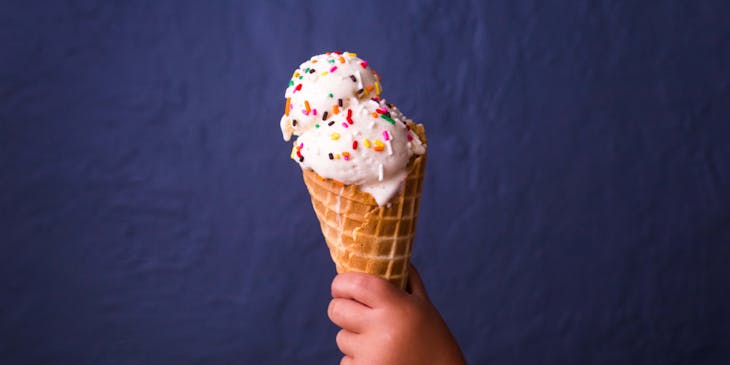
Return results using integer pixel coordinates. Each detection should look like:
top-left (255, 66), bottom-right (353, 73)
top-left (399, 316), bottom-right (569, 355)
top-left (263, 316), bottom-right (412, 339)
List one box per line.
top-left (280, 52), bottom-right (425, 206)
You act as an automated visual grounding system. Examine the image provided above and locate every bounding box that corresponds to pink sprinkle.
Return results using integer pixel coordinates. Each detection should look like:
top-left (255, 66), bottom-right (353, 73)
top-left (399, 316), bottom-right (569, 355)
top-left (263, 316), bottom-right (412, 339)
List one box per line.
top-left (302, 109), bottom-right (309, 115)
top-left (299, 143), bottom-right (303, 149)
top-left (343, 155), bottom-right (350, 161)
top-left (342, 122), bottom-right (349, 128)
top-left (330, 66), bottom-right (338, 72)
top-left (312, 108), bottom-right (317, 116)
top-left (383, 131), bottom-right (390, 141)
top-left (407, 134), bottom-right (413, 141)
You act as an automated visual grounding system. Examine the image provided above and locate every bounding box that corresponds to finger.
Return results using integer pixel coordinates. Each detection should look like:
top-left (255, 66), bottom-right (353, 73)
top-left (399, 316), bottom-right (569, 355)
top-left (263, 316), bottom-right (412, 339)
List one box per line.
top-left (340, 355), bottom-right (355, 365)
top-left (328, 298), bottom-right (370, 333)
top-left (335, 329), bottom-right (358, 357)
top-left (406, 264), bottom-right (430, 300)
top-left (332, 271), bottom-right (402, 308)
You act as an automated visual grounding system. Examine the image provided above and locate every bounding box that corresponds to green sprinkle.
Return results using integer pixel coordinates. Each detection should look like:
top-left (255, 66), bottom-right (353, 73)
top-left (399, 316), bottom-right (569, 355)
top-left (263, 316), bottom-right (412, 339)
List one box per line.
top-left (315, 124), bottom-right (320, 128)
top-left (328, 93), bottom-right (333, 98)
top-left (299, 76), bottom-right (303, 80)
top-left (304, 67), bottom-right (310, 73)
top-left (381, 114), bottom-right (396, 125)
top-left (329, 59), bottom-right (335, 63)
top-left (288, 80), bottom-right (294, 86)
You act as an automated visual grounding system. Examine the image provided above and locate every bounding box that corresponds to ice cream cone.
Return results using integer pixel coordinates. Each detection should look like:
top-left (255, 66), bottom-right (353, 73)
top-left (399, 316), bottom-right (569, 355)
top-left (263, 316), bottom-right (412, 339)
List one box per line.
top-left (302, 124), bottom-right (426, 289)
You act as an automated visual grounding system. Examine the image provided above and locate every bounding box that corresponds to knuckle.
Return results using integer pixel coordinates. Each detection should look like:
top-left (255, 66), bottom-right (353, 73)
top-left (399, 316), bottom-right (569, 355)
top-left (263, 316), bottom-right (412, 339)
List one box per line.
top-left (327, 299), bottom-right (339, 321)
top-left (335, 329), bottom-right (347, 347)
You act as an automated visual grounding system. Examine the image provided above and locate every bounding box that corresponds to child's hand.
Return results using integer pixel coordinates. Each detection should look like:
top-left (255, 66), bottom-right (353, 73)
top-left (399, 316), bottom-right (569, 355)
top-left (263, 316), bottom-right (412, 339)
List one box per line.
top-left (328, 265), bottom-right (466, 365)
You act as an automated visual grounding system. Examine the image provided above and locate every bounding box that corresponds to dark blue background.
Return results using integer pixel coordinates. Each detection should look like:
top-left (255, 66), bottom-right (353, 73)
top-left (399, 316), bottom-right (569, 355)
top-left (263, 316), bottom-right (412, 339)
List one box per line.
top-left (2, 1), bottom-right (729, 364)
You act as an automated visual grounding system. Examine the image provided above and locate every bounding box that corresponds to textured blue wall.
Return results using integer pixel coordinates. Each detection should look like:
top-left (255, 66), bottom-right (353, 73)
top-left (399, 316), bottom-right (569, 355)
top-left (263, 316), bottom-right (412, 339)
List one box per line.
top-left (2, 1), bottom-right (730, 364)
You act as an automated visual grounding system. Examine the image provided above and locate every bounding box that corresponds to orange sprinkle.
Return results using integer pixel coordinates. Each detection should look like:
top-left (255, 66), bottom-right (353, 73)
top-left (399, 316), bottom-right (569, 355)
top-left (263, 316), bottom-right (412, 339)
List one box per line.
top-left (312, 59), bottom-right (318, 63)
top-left (304, 100), bottom-right (311, 113)
top-left (366, 85), bottom-right (374, 92)
top-left (293, 71), bottom-right (300, 78)
top-left (339, 56), bottom-right (345, 64)
top-left (285, 98), bottom-right (291, 116)
top-left (342, 152), bottom-right (350, 157)
top-left (333, 104), bottom-right (340, 115)
top-left (371, 112), bottom-right (378, 118)
top-left (332, 179), bottom-right (345, 186)
top-left (373, 140), bottom-right (385, 152)
top-left (373, 145), bottom-right (385, 152)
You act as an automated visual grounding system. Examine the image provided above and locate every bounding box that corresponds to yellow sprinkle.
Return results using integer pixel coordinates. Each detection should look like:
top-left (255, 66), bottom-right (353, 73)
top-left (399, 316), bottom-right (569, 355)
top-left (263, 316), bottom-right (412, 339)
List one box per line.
top-left (293, 71), bottom-right (300, 78)
top-left (290, 145), bottom-right (298, 160)
top-left (347, 52), bottom-right (357, 57)
top-left (364, 139), bottom-right (371, 148)
top-left (374, 81), bottom-right (381, 95)
top-left (321, 71), bottom-right (329, 76)
top-left (334, 154), bottom-right (340, 159)
top-left (311, 59), bottom-right (318, 63)
top-left (331, 132), bottom-right (340, 140)
top-left (373, 140), bottom-right (385, 152)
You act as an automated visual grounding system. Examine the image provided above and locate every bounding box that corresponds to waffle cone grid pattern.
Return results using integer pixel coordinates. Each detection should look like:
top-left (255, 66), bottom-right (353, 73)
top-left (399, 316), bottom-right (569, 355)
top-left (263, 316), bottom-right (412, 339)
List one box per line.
top-left (301, 124), bottom-right (426, 289)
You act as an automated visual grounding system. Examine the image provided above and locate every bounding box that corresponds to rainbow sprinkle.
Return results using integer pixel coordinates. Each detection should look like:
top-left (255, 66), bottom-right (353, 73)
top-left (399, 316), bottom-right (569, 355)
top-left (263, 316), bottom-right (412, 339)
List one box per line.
top-left (380, 114), bottom-right (395, 124)
top-left (373, 140), bottom-right (385, 152)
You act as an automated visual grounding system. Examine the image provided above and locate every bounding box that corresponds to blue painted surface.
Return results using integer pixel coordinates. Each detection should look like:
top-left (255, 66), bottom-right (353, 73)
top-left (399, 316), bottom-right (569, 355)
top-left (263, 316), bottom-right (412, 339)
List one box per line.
top-left (2, 1), bottom-right (730, 364)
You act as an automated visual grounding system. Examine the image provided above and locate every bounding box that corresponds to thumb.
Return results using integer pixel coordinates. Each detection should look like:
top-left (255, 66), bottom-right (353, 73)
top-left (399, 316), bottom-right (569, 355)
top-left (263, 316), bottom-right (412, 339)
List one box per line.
top-left (406, 264), bottom-right (430, 300)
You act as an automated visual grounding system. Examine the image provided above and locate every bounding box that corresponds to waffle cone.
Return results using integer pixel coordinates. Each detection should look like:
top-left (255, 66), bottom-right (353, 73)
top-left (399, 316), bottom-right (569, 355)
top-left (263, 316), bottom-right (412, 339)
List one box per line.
top-left (302, 124), bottom-right (426, 289)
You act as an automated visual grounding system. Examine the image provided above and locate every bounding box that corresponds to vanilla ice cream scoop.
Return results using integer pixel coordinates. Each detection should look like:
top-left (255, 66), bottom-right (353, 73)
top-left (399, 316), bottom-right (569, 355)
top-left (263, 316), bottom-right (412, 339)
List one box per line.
top-left (280, 52), bottom-right (425, 206)
top-left (280, 52), bottom-right (381, 141)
